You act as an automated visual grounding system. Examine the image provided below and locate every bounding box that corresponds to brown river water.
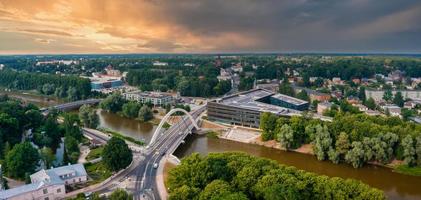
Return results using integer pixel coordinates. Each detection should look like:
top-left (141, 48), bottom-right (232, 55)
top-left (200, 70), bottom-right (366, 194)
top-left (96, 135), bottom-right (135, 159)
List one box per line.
top-left (3, 91), bottom-right (421, 200)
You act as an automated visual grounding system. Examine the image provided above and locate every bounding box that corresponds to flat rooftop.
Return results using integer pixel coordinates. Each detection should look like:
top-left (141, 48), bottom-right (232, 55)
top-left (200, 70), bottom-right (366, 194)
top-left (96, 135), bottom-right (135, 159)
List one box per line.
top-left (216, 89), bottom-right (300, 115)
top-left (271, 93), bottom-right (308, 105)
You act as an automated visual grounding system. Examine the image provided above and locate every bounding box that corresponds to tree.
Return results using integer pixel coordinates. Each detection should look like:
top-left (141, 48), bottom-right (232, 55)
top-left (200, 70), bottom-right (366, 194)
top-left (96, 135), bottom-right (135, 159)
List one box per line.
top-left (402, 135), bottom-right (416, 166)
top-left (79, 105), bottom-right (99, 128)
top-left (64, 136), bottom-right (80, 164)
top-left (416, 135), bottom-right (421, 166)
top-left (199, 180), bottom-right (232, 200)
top-left (138, 105), bottom-right (153, 122)
top-left (63, 113), bottom-right (82, 140)
top-left (278, 79), bottom-right (294, 96)
top-left (260, 112), bottom-right (278, 141)
top-left (335, 132), bottom-right (350, 161)
top-left (364, 97), bottom-right (376, 110)
top-left (345, 141), bottom-right (366, 168)
top-left (5, 142), bottom-right (40, 179)
top-left (276, 124), bottom-right (294, 150)
top-left (109, 189), bottom-right (132, 200)
top-left (313, 125), bottom-right (332, 160)
top-left (122, 101), bottom-right (141, 118)
top-left (67, 86), bottom-right (79, 101)
top-left (296, 90), bottom-right (309, 101)
top-left (40, 147), bottom-right (56, 169)
top-left (393, 91), bottom-right (404, 107)
top-left (100, 93), bottom-right (126, 113)
top-left (102, 137), bottom-right (132, 171)
top-left (383, 89), bottom-right (393, 102)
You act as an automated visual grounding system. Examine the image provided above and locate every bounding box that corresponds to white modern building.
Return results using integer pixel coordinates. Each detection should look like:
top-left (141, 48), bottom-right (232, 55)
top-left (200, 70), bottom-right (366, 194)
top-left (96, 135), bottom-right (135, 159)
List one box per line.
top-left (0, 164), bottom-right (87, 200)
top-left (123, 91), bottom-right (174, 106)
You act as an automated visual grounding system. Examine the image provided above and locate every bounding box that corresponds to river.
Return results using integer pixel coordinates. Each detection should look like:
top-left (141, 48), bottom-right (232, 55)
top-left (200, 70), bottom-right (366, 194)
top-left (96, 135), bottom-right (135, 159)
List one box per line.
top-left (3, 91), bottom-right (421, 200)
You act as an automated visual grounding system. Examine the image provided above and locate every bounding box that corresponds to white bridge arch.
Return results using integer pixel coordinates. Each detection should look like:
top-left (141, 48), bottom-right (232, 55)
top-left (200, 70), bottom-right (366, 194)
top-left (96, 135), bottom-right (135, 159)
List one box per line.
top-left (148, 108), bottom-right (199, 146)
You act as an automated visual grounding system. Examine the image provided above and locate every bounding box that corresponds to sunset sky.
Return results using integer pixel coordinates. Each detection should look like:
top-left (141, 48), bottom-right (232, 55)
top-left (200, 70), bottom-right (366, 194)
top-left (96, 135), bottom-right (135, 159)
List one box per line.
top-left (0, 0), bottom-right (420, 54)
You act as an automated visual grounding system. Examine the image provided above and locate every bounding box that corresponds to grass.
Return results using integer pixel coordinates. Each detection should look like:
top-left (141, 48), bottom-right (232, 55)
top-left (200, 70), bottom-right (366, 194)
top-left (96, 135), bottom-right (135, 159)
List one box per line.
top-left (395, 165), bottom-right (421, 176)
top-left (84, 161), bottom-right (112, 185)
top-left (97, 127), bottom-right (145, 146)
top-left (86, 146), bottom-right (104, 161)
top-left (206, 131), bottom-right (219, 139)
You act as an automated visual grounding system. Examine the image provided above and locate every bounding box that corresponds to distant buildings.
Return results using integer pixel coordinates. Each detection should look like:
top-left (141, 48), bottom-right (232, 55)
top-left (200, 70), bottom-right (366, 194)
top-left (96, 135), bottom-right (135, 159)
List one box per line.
top-left (207, 89), bottom-right (303, 128)
top-left (152, 61), bottom-right (168, 66)
top-left (123, 91), bottom-right (174, 106)
top-left (381, 104), bottom-right (401, 117)
top-left (317, 102), bottom-right (333, 115)
top-left (0, 164), bottom-right (87, 200)
top-left (0, 64), bottom-right (4, 70)
top-left (89, 65), bottom-right (123, 91)
top-left (365, 89), bottom-right (421, 101)
top-left (36, 60), bottom-right (79, 66)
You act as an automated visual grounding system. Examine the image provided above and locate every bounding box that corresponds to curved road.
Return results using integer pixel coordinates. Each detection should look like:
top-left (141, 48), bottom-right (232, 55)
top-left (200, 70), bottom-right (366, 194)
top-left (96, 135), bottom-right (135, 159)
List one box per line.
top-left (78, 106), bottom-right (205, 200)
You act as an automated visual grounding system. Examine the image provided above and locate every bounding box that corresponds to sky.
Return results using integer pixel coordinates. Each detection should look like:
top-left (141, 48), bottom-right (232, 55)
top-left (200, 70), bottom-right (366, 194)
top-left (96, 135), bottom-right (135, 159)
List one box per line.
top-left (0, 0), bottom-right (420, 54)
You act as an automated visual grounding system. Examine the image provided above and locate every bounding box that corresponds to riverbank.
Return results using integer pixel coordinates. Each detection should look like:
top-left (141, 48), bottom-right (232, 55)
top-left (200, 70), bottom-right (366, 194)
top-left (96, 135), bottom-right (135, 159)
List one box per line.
top-left (211, 121), bottom-right (420, 177)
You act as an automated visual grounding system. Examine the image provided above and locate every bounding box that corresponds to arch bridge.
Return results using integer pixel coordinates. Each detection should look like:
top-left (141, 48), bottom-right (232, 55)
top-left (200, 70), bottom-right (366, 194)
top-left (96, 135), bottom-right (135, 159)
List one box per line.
top-left (148, 108), bottom-right (200, 146)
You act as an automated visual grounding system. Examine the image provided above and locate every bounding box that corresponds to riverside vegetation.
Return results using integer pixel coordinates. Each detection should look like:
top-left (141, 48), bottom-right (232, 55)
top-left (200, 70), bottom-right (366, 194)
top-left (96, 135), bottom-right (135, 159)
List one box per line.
top-left (167, 152), bottom-right (385, 200)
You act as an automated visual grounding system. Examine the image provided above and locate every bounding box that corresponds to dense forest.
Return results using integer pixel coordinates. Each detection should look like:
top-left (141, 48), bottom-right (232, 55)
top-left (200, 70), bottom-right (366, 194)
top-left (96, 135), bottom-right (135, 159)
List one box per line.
top-left (0, 70), bottom-right (91, 100)
top-left (168, 152), bottom-right (385, 200)
top-left (126, 65), bottom-right (231, 97)
top-left (0, 95), bottom-right (88, 180)
top-left (260, 112), bottom-right (421, 168)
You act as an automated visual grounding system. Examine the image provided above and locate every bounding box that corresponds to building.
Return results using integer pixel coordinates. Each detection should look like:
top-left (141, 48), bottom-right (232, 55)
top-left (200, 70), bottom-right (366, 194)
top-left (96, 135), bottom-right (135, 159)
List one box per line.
top-left (104, 65), bottom-right (121, 76)
top-left (90, 78), bottom-right (123, 90)
top-left (292, 85), bottom-right (331, 102)
top-left (153, 61), bottom-right (168, 66)
top-left (0, 164), bottom-right (87, 200)
top-left (365, 89), bottom-right (421, 101)
top-left (353, 104), bottom-right (368, 112)
top-left (123, 91), bottom-right (174, 106)
top-left (317, 102), bottom-right (333, 115)
top-left (263, 93), bottom-right (309, 111)
top-left (207, 89), bottom-right (303, 128)
top-left (381, 104), bottom-right (401, 117)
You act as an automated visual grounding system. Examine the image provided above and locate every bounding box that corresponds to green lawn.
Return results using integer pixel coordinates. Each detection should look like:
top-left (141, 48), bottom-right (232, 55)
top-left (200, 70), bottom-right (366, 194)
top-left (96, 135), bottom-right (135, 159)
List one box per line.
top-left (395, 165), bottom-right (421, 176)
top-left (84, 162), bottom-right (112, 185)
top-left (86, 147), bottom-right (104, 161)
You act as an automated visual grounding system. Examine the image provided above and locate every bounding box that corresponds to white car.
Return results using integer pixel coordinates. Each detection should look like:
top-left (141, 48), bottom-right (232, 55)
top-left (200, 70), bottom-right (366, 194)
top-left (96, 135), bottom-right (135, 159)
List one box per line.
top-left (153, 163), bottom-right (158, 169)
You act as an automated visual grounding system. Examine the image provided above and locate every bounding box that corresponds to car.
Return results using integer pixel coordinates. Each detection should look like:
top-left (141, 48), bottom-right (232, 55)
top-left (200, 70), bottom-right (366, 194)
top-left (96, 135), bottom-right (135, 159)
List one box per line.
top-left (153, 163), bottom-right (158, 169)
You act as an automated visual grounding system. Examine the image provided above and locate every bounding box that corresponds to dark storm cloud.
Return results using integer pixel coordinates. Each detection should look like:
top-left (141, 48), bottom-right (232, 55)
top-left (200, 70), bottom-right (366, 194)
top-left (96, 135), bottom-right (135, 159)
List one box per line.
top-left (155, 0), bottom-right (421, 52)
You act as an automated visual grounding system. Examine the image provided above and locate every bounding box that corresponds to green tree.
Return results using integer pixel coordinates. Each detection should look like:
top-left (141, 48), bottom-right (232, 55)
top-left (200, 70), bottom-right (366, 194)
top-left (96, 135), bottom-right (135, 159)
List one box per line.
top-left (40, 147), bottom-right (56, 169)
top-left (67, 86), bottom-right (79, 101)
top-left (313, 125), bottom-right (332, 160)
top-left (102, 137), bottom-right (133, 171)
top-left (259, 112), bottom-right (278, 141)
top-left (122, 101), bottom-right (141, 118)
top-left (416, 135), bottom-right (421, 166)
top-left (345, 141), bottom-right (366, 168)
top-left (296, 90), bottom-right (309, 101)
top-left (393, 91), bottom-right (404, 107)
top-left (278, 79), bottom-right (294, 96)
top-left (169, 185), bottom-right (200, 200)
top-left (100, 93), bottom-right (126, 113)
top-left (199, 180), bottom-right (232, 200)
top-left (64, 136), bottom-right (80, 164)
top-left (364, 97), bottom-right (376, 110)
top-left (383, 89), bottom-right (393, 102)
top-left (402, 135), bottom-right (416, 166)
top-left (79, 105), bottom-right (99, 129)
top-left (138, 105), bottom-right (153, 122)
top-left (5, 142), bottom-right (40, 179)
top-left (109, 189), bottom-right (132, 200)
top-left (335, 132), bottom-right (350, 161)
top-left (276, 124), bottom-right (294, 150)
top-left (63, 113), bottom-right (82, 140)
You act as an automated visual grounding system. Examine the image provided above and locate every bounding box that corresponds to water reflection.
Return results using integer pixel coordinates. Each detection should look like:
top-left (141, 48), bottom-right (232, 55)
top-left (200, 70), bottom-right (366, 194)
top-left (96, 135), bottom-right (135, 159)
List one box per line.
top-left (174, 134), bottom-right (421, 200)
top-left (97, 109), bottom-right (157, 142)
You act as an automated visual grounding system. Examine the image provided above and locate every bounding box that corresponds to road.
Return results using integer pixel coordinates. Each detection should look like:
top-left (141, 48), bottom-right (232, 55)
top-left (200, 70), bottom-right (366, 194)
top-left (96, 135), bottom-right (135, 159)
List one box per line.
top-left (77, 106), bottom-right (205, 199)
